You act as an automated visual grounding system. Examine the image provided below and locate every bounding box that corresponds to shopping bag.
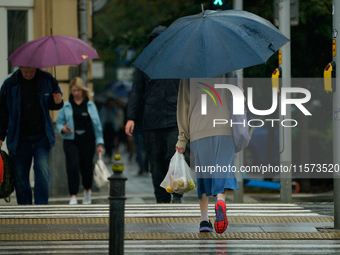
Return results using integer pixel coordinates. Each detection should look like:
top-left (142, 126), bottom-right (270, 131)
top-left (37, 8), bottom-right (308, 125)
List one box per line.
top-left (0, 150), bottom-right (14, 202)
top-left (227, 73), bottom-right (252, 154)
top-left (160, 151), bottom-right (196, 194)
top-left (93, 153), bottom-right (111, 188)
top-left (229, 92), bottom-right (251, 153)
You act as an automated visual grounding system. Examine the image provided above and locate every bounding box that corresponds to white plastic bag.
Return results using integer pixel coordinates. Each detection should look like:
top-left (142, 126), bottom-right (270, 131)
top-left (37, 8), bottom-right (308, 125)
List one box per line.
top-left (160, 151), bottom-right (196, 194)
top-left (94, 153), bottom-right (111, 188)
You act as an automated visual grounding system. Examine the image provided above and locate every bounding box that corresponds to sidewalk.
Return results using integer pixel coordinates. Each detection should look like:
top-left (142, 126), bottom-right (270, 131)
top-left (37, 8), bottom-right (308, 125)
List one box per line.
top-left (0, 149), bottom-right (335, 205)
top-left (0, 150), bottom-right (339, 254)
top-left (0, 203), bottom-right (336, 240)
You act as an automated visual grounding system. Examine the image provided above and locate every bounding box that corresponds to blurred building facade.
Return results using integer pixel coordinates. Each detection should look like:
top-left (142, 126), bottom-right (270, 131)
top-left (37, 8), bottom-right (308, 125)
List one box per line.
top-left (0, 0), bottom-right (96, 197)
top-left (0, 0), bottom-right (94, 118)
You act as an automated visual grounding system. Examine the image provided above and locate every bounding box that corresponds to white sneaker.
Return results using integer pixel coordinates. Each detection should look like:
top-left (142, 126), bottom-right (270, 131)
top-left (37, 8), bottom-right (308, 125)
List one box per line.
top-left (69, 197), bottom-right (78, 205)
top-left (83, 190), bottom-right (91, 204)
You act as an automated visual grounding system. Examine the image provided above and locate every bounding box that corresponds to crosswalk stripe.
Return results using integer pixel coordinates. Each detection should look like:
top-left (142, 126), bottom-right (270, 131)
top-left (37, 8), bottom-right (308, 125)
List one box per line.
top-left (1, 240), bottom-right (340, 255)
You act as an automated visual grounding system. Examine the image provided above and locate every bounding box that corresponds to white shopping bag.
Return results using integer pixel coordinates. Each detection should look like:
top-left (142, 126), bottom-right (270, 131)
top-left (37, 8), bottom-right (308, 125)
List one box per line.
top-left (94, 153), bottom-right (111, 188)
top-left (160, 151), bottom-right (196, 194)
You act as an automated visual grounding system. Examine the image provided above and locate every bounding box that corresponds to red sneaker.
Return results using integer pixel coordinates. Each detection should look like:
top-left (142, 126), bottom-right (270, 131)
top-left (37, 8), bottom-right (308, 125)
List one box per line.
top-left (214, 200), bottom-right (228, 234)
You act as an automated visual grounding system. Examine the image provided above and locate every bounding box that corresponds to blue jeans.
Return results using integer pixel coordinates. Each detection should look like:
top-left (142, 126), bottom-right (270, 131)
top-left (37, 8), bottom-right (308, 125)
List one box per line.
top-left (10, 134), bottom-right (51, 204)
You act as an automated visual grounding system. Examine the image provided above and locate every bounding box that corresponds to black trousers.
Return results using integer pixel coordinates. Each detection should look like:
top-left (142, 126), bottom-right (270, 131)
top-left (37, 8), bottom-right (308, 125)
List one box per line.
top-left (63, 136), bottom-right (95, 196)
top-left (144, 127), bottom-right (183, 203)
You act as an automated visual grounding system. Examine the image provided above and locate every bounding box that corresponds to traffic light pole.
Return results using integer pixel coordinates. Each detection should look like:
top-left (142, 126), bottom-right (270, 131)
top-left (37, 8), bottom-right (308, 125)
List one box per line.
top-left (279, 0), bottom-right (292, 203)
top-left (333, 0), bottom-right (340, 229)
top-left (210, 0), bottom-right (230, 10)
top-left (79, 0), bottom-right (88, 86)
top-left (233, 0), bottom-right (244, 203)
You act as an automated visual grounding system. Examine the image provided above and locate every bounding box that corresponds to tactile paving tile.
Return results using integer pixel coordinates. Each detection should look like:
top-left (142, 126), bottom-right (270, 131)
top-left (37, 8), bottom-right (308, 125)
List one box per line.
top-left (0, 216), bottom-right (333, 225)
top-left (1, 232), bottom-right (340, 241)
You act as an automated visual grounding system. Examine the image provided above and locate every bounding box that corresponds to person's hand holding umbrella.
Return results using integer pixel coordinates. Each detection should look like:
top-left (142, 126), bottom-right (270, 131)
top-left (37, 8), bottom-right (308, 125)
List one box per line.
top-left (53, 91), bottom-right (63, 104)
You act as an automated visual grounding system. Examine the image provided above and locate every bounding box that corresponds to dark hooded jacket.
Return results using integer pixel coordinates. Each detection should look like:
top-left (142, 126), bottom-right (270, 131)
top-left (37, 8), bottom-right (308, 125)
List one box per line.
top-left (126, 26), bottom-right (180, 130)
top-left (0, 69), bottom-right (63, 154)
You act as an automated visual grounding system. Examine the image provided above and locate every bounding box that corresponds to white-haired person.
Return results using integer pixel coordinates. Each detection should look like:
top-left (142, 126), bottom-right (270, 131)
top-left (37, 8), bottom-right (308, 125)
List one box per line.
top-left (56, 77), bottom-right (104, 205)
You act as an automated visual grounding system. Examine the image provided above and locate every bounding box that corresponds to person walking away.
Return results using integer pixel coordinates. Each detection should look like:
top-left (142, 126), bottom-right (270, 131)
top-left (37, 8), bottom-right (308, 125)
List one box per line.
top-left (99, 98), bottom-right (118, 162)
top-left (116, 99), bottom-right (131, 156)
top-left (56, 77), bottom-right (104, 205)
top-left (0, 67), bottom-right (64, 205)
top-left (125, 25), bottom-right (183, 203)
top-left (132, 111), bottom-right (148, 175)
top-left (176, 77), bottom-right (239, 233)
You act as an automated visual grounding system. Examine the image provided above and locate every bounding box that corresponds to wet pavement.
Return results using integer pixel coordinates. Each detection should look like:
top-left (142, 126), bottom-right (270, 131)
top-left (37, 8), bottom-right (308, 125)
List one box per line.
top-left (0, 149), bottom-right (338, 254)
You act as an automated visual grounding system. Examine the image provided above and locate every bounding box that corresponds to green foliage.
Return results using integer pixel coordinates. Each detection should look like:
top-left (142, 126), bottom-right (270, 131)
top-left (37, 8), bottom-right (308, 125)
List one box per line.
top-left (93, 0), bottom-right (333, 77)
top-left (308, 123), bottom-right (333, 164)
top-left (92, 0), bottom-right (208, 65)
top-left (291, 0), bottom-right (332, 77)
top-left (243, 0), bottom-right (332, 78)
top-left (91, 0), bottom-right (335, 171)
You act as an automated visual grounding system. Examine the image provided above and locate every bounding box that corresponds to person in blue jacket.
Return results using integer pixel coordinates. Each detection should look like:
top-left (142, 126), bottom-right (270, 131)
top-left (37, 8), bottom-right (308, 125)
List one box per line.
top-left (0, 67), bottom-right (64, 205)
top-left (56, 77), bottom-right (104, 205)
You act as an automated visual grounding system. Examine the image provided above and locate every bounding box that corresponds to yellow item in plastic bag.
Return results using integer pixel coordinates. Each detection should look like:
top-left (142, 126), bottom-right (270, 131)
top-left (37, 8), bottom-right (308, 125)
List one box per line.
top-left (166, 185), bottom-right (173, 193)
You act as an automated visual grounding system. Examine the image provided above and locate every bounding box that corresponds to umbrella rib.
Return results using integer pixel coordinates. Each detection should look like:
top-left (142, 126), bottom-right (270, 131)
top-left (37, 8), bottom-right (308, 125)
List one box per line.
top-left (225, 14), bottom-right (281, 61)
top-left (30, 37), bottom-right (52, 67)
top-left (209, 18), bottom-right (268, 69)
top-left (11, 36), bottom-right (51, 68)
top-left (205, 18), bottom-right (237, 73)
top-left (148, 17), bottom-right (201, 78)
top-left (55, 36), bottom-right (81, 66)
top-left (8, 35), bottom-right (99, 69)
top-left (180, 17), bottom-right (208, 77)
top-left (202, 19), bottom-right (208, 77)
top-left (49, 36), bottom-right (61, 68)
top-left (132, 9), bottom-right (288, 79)
top-left (179, 19), bottom-right (207, 75)
top-left (57, 35), bottom-right (99, 66)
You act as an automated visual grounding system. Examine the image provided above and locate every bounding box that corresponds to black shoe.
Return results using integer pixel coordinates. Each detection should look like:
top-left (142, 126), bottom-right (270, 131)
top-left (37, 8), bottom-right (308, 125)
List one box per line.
top-left (199, 220), bottom-right (213, 232)
top-left (172, 196), bottom-right (182, 203)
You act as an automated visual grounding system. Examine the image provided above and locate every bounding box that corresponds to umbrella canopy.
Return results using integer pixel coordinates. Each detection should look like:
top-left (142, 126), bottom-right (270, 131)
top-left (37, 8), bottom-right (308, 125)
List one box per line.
top-left (110, 81), bottom-right (132, 98)
top-left (8, 35), bottom-right (99, 68)
top-left (132, 9), bottom-right (290, 79)
top-left (94, 90), bottom-right (116, 104)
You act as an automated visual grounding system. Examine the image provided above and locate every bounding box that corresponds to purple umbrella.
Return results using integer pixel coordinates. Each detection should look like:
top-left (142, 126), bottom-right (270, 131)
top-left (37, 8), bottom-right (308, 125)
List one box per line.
top-left (8, 35), bottom-right (99, 68)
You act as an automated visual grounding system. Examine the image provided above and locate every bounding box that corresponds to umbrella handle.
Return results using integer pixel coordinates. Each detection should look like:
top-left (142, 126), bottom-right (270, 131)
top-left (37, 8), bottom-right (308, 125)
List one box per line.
top-left (201, 4), bottom-right (205, 17)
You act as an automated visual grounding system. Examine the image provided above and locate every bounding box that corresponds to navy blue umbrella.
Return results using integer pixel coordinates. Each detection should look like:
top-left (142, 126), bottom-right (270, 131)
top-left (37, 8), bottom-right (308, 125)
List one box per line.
top-left (110, 81), bottom-right (132, 98)
top-left (133, 9), bottom-right (289, 79)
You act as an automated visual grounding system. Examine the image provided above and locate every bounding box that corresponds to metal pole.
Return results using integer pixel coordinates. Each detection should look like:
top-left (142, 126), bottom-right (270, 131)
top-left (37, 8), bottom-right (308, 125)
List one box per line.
top-left (79, 0), bottom-right (88, 86)
top-left (233, 0), bottom-right (243, 10)
top-left (333, 0), bottom-right (340, 229)
top-left (233, 0), bottom-right (244, 203)
top-left (279, 0), bottom-right (292, 203)
top-left (234, 153), bottom-right (244, 202)
top-left (109, 156), bottom-right (127, 255)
